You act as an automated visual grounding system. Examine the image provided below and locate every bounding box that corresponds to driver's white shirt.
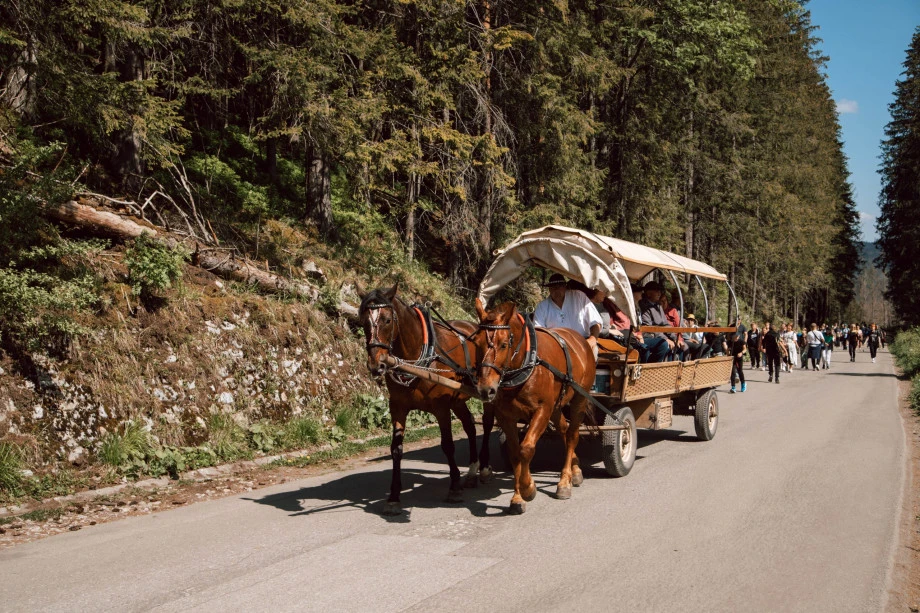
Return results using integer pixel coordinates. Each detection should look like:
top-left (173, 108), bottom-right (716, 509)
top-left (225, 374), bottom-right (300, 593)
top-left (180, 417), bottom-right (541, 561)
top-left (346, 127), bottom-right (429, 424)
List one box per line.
top-left (533, 290), bottom-right (603, 337)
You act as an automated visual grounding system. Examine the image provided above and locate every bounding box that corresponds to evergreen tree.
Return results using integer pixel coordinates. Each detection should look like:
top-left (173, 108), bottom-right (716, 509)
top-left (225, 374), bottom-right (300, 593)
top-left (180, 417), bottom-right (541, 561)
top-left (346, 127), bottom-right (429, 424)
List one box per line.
top-left (877, 27), bottom-right (920, 326)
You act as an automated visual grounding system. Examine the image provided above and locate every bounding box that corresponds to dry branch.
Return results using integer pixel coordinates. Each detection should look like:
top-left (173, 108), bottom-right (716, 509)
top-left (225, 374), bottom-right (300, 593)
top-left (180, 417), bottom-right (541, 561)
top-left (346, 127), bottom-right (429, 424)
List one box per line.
top-left (44, 199), bottom-right (359, 319)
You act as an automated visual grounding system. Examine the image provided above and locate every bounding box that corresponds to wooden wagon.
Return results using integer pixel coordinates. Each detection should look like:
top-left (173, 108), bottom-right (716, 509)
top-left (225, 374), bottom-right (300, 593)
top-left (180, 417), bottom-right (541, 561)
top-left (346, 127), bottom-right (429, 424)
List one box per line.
top-left (476, 226), bottom-right (738, 477)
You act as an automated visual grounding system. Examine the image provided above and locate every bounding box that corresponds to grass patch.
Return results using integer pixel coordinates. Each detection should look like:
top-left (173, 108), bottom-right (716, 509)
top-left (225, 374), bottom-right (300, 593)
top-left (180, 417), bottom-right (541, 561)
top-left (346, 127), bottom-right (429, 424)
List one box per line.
top-left (1, 467), bottom-right (91, 505)
top-left (207, 413), bottom-right (249, 461)
top-left (284, 417), bottom-right (324, 448)
top-left (0, 442), bottom-right (23, 494)
top-left (98, 421), bottom-right (153, 469)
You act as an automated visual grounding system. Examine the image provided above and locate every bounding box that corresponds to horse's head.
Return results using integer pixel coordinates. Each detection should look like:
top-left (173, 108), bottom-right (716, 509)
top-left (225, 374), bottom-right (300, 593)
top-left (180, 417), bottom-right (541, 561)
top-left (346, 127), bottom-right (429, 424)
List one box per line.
top-left (473, 298), bottom-right (518, 403)
top-left (358, 283), bottom-right (400, 376)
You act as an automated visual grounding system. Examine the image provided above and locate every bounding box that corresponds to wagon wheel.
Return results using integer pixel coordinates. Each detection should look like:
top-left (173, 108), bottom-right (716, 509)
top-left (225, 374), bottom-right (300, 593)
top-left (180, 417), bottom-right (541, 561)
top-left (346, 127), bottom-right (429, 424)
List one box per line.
top-left (694, 389), bottom-right (719, 441)
top-left (602, 407), bottom-right (636, 477)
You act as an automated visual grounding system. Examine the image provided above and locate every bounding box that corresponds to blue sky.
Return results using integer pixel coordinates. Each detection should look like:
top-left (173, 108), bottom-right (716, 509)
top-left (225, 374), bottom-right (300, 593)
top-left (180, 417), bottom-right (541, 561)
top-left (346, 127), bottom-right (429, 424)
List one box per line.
top-left (805, 0), bottom-right (919, 242)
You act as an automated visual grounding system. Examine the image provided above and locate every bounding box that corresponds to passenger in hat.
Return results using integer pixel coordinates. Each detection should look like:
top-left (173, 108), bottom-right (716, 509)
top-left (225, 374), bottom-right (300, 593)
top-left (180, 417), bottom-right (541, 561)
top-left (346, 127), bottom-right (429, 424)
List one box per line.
top-left (682, 313), bottom-right (707, 359)
top-left (533, 273), bottom-right (603, 355)
top-left (636, 281), bottom-right (675, 363)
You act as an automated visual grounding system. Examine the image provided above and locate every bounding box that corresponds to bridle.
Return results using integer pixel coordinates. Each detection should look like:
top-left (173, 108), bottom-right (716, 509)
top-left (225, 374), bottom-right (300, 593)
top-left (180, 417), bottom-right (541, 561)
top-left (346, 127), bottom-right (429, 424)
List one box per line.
top-left (363, 302), bottom-right (399, 353)
top-left (475, 321), bottom-right (524, 384)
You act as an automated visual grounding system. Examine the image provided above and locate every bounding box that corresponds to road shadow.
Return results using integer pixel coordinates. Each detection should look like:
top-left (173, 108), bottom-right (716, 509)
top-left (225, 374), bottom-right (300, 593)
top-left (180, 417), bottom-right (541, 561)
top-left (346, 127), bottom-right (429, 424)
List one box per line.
top-left (245, 423), bottom-right (688, 520)
top-left (825, 372), bottom-right (897, 378)
top-left (244, 434), bottom-right (589, 521)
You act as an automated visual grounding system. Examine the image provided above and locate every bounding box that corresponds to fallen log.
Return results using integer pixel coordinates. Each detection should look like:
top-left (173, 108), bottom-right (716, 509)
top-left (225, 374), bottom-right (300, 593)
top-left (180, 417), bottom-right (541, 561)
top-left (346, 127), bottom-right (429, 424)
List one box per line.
top-left (44, 199), bottom-right (359, 319)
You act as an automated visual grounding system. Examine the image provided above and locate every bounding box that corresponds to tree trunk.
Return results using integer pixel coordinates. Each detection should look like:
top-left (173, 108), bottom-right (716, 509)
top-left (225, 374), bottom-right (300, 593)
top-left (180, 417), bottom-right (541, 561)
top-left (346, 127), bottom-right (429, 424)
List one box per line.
top-left (2, 40), bottom-right (37, 117)
top-left (114, 45), bottom-right (145, 185)
top-left (406, 172), bottom-right (417, 262)
top-left (266, 137), bottom-right (278, 185)
top-left (306, 146), bottom-right (336, 237)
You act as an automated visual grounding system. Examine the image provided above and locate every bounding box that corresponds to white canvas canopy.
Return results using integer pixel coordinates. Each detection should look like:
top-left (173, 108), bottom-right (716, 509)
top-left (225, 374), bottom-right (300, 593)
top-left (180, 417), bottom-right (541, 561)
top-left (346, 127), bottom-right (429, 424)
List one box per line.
top-left (477, 225), bottom-right (728, 326)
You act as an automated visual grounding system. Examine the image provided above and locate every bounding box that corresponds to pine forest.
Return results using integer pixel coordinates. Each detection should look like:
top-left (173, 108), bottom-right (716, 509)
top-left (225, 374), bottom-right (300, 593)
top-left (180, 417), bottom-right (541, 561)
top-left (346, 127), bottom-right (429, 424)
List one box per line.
top-left (1, 0), bottom-right (862, 326)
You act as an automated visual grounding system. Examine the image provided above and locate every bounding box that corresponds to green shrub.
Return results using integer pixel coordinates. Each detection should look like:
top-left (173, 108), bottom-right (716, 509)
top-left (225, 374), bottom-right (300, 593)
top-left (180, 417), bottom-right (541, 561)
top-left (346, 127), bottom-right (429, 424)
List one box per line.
top-left (0, 139), bottom-right (73, 264)
top-left (283, 417), bottom-right (324, 448)
top-left (248, 422), bottom-right (281, 453)
top-left (123, 233), bottom-right (188, 298)
top-left (909, 375), bottom-right (920, 415)
top-left (891, 328), bottom-right (920, 378)
top-left (357, 394), bottom-right (390, 430)
top-left (334, 404), bottom-right (359, 434)
top-left (0, 266), bottom-right (100, 354)
top-left (97, 421), bottom-right (153, 475)
top-left (406, 410), bottom-right (436, 428)
top-left (0, 442), bottom-right (23, 493)
top-left (207, 413), bottom-right (247, 460)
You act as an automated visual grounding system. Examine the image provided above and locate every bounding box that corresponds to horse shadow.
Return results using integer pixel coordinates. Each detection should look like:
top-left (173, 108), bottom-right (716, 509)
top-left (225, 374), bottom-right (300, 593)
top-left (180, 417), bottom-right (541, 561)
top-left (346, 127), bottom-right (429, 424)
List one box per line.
top-left (244, 435), bottom-right (521, 522)
top-left (245, 430), bottom-right (662, 520)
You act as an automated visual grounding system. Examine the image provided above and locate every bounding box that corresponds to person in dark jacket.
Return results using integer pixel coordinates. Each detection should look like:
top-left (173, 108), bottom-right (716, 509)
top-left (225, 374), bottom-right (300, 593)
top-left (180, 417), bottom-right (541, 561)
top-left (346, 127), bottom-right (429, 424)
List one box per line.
top-left (746, 323), bottom-right (761, 370)
top-left (867, 323), bottom-right (881, 363)
top-left (729, 325), bottom-right (747, 393)
top-left (761, 322), bottom-right (784, 384)
top-left (848, 323), bottom-right (859, 362)
top-left (637, 281), bottom-right (675, 362)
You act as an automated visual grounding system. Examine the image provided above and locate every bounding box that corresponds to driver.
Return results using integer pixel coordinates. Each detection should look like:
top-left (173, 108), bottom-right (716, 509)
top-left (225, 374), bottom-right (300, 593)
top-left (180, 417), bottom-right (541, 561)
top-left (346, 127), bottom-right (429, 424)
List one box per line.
top-left (533, 273), bottom-right (603, 357)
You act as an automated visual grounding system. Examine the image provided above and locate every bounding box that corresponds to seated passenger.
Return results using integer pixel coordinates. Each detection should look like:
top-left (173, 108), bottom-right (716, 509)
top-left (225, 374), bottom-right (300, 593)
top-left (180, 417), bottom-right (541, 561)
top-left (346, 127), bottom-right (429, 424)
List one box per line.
top-left (590, 289), bottom-right (630, 339)
top-left (533, 273), bottom-right (603, 357)
top-left (637, 281), bottom-right (675, 363)
top-left (703, 320), bottom-right (727, 357)
top-left (681, 313), bottom-right (707, 360)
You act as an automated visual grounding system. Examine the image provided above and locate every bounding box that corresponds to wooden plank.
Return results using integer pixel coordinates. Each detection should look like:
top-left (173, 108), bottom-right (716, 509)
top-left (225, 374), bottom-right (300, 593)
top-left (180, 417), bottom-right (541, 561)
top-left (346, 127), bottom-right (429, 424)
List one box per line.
top-left (382, 356), bottom-right (479, 397)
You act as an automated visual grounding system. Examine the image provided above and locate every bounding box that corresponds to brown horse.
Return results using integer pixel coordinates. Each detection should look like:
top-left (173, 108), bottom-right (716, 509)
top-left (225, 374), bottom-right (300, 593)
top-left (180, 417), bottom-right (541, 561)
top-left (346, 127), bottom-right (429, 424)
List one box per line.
top-left (359, 283), bottom-right (496, 515)
top-left (473, 299), bottom-right (596, 514)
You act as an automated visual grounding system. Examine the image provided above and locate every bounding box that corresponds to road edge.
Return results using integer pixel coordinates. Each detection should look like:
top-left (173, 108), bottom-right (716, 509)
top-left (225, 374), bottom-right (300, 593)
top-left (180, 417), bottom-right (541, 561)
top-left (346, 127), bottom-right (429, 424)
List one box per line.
top-left (885, 368), bottom-right (920, 613)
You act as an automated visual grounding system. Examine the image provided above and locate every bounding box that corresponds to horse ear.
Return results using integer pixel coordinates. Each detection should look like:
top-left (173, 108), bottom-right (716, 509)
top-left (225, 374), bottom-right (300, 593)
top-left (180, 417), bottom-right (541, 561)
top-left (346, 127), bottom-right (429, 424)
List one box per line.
top-left (475, 298), bottom-right (488, 322)
top-left (383, 282), bottom-right (399, 302)
top-left (355, 279), bottom-right (368, 301)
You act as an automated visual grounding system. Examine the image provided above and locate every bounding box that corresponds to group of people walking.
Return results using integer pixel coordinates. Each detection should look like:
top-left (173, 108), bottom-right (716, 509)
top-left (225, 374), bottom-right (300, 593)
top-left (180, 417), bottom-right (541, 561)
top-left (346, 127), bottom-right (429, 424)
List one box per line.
top-left (529, 274), bottom-right (887, 395)
top-left (729, 320), bottom-right (884, 392)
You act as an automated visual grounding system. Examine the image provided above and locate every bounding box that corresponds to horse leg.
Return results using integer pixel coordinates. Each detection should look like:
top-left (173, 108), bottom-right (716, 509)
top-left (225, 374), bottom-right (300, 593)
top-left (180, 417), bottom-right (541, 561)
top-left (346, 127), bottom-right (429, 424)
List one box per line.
top-left (383, 406), bottom-right (408, 516)
top-left (435, 409), bottom-right (464, 503)
top-left (454, 404), bottom-right (480, 489)
top-left (477, 402), bottom-right (495, 483)
top-left (551, 409), bottom-right (576, 498)
top-left (515, 409), bottom-right (550, 509)
top-left (500, 417), bottom-right (527, 514)
top-left (556, 397), bottom-right (586, 500)
top-left (556, 406), bottom-right (583, 487)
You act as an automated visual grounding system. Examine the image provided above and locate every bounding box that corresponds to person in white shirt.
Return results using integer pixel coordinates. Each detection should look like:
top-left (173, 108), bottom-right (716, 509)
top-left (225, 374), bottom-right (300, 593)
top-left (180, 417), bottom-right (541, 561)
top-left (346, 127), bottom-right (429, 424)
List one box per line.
top-left (533, 274), bottom-right (603, 355)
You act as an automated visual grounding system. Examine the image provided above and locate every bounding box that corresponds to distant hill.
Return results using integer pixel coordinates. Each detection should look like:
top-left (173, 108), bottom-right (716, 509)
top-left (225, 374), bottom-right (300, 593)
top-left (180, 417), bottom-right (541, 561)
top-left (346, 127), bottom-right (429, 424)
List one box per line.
top-left (859, 241), bottom-right (881, 270)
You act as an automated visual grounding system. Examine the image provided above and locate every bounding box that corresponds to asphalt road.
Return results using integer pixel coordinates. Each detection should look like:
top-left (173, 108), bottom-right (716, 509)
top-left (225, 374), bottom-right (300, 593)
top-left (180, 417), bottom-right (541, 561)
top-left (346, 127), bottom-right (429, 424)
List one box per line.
top-left (1, 348), bottom-right (906, 613)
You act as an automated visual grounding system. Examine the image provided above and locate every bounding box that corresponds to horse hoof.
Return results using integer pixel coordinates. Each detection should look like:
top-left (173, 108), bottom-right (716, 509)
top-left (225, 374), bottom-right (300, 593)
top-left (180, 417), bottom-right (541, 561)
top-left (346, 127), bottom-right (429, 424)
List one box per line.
top-left (508, 501), bottom-right (526, 515)
top-left (446, 489), bottom-right (464, 503)
top-left (523, 483), bottom-right (537, 502)
top-left (463, 474), bottom-right (479, 489)
top-left (382, 501), bottom-right (403, 516)
top-left (555, 485), bottom-right (572, 500)
top-left (479, 466), bottom-right (493, 484)
top-left (572, 469), bottom-right (584, 487)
